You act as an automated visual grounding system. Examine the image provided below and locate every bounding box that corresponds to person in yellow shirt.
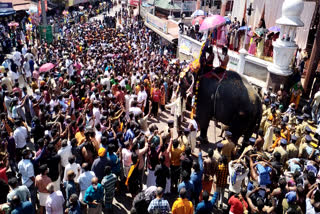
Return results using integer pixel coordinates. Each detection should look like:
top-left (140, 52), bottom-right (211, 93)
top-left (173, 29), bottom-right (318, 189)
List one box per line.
top-left (75, 125), bottom-right (86, 145)
top-left (221, 131), bottom-right (236, 162)
top-left (169, 139), bottom-right (185, 192)
top-left (172, 188), bottom-right (193, 214)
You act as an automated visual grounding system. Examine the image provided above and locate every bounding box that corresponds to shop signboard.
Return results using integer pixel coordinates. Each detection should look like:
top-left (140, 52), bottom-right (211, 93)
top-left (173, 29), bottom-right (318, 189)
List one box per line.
top-left (39, 25), bottom-right (53, 43)
top-left (0, 2), bottom-right (15, 16)
top-left (146, 13), bottom-right (168, 34)
top-left (179, 35), bottom-right (202, 59)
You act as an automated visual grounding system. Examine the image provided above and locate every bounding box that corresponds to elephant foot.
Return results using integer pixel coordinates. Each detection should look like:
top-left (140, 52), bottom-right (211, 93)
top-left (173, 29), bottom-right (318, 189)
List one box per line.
top-left (197, 136), bottom-right (209, 144)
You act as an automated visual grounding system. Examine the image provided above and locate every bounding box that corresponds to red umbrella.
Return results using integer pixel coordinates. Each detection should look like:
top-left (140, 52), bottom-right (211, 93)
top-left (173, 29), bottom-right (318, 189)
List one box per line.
top-left (192, 16), bottom-right (205, 26)
top-left (39, 63), bottom-right (55, 72)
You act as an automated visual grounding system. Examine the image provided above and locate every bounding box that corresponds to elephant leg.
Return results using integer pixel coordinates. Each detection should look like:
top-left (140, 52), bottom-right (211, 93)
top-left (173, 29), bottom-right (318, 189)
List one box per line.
top-left (197, 118), bottom-right (210, 143)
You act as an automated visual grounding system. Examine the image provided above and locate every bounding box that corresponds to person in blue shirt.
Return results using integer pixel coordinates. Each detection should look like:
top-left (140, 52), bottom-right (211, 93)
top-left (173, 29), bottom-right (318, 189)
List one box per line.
top-left (177, 170), bottom-right (194, 201)
top-left (107, 144), bottom-right (121, 176)
top-left (66, 194), bottom-right (82, 214)
top-left (84, 177), bottom-right (104, 213)
top-left (191, 148), bottom-right (203, 205)
top-left (195, 191), bottom-right (219, 214)
top-left (11, 195), bottom-right (35, 214)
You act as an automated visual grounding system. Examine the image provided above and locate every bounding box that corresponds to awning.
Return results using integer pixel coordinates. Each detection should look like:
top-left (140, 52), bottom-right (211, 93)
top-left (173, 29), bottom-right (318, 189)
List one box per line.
top-left (144, 21), bottom-right (177, 43)
top-left (0, 2), bottom-right (16, 16)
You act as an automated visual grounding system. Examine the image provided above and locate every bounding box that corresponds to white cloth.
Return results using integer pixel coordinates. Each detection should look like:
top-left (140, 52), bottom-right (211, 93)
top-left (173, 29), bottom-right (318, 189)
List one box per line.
top-left (228, 162), bottom-right (249, 194)
top-left (63, 163), bottom-right (81, 182)
top-left (263, 126), bottom-right (274, 151)
top-left (18, 159), bottom-right (34, 187)
top-left (39, 192), bottom-right (49, 206)
top-left (13, 126), bottom-right (28, 149)
top-left (129, 107), bottom-right (142, 116)
top-left (138, 90), bottom-right (147, 107)
top-left (46, 191), bottom-right (65, 214)
top-left (306, 198), bottom-right (320, 214)
top-left (93, 107), bottom-right (101, 125)
top-left (57, 142), bottom-right (72, 168)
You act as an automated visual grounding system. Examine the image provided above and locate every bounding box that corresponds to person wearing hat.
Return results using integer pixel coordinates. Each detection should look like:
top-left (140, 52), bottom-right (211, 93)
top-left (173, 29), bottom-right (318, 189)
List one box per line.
top-left (221, 131), bottom-right (236, 162)
top-left (273, 138), bottom-right (288, 165)
top-left (286, 135), bottom-right (299, 159)
top-left (91, 147), bottom-right (110, 183)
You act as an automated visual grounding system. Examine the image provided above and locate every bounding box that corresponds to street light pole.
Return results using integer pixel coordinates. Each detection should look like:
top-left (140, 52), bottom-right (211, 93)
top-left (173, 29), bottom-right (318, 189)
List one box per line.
top-left (41, 0), bottom-right (47, 26)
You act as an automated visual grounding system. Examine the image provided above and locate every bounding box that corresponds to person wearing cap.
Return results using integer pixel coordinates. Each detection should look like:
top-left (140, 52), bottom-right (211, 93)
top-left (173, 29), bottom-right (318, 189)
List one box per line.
top-left (35, 164), bottom-right (52, 213)
top-left (273, 138), bottom-right (288, 165)
top-left (221, 131), bottom-right (236, 162)
top-left (282, 191), bottom-right (303, 214)
top-left (286, 135), bottom-right (299, 159)
top-left (91, 147), bottom-right (110, 182)
top-left (147, 187), bottom-right (170, 214)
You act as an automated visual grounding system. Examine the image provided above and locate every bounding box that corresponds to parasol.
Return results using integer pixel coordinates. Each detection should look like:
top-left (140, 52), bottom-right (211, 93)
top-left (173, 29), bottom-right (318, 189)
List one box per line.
top-left (268, 26), bottom-right (280, 32)
top-left (39, 63), bottom-right (55, 72)
top-left (191, 9), bottom-right (205, 17)
top-left (192, 16), bottom-right (205, 26)
top-left (199, 15), bottom-right (226, 32)
top-left (8, 22), bottom-right (19, 27)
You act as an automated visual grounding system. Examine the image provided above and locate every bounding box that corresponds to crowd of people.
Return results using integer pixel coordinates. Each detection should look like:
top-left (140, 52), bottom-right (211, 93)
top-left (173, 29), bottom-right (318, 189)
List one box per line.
top-left (0, 2), bottom-right (320, 214)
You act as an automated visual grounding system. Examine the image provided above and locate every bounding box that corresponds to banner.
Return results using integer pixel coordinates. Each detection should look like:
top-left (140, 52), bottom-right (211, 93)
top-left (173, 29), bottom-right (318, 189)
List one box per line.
top-left (146, 13), bottom-right (168, 33)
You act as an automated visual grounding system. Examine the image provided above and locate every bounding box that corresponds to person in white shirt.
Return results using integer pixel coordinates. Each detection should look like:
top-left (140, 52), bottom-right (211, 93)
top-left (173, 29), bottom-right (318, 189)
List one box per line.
top-left (92, 101), bottom-right (101, 126)
top-left (100, 75), bottom-right (110, 90)
top-left (46, 183), bottom-right (65, 214)
top-left (138, 86), bottom-right (148, 112)
top-left (63, 156), bottom-right (81, 182)
top-left (129, 100), bottom-right (142, 117)
top-left (57, 140), bottom-right (72, 169)
top-left (13, 120), bottom-right (28, 150)
top-left (77, 163), bottom-right (96, 201)
top-left (228, 159), bottom-right (249, 194)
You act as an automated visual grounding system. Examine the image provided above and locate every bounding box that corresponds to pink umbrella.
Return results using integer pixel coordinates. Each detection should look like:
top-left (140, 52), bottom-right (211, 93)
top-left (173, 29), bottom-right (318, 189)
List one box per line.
top-left (39, 63), bottom-right (55, 72)
top-left (199, 15), bottom-right (226, 32)
top-left (192, 16), bottom-right (205, 26)
top-left (8, 22), bottom-right (19, 27)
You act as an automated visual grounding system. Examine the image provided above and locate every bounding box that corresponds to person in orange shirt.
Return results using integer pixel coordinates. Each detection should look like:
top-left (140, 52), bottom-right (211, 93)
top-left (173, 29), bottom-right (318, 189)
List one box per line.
top-left (271, 128), bottom-right (284, 150)
top-left (172, 188), bottom-right (193, 214)
top-left (75, 125), bottom-right (86, 145)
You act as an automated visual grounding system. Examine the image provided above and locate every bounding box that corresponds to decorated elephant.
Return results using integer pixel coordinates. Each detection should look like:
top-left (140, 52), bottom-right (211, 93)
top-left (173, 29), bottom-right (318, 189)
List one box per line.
top-left (181, 41), bottom-right (262, 143)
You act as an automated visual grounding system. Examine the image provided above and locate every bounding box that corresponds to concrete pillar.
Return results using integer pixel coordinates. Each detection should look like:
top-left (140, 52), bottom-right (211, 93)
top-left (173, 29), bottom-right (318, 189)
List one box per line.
top-left (220, 0), bottom-right (228, 16)
top-left (196, 0), bottom-right (201, 10)
top-left (237, 48), bottom-right (248, 74)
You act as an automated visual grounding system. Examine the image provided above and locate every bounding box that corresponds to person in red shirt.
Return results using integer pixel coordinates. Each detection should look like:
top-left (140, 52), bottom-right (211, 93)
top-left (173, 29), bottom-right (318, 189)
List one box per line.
top-left (151, 84), bottom-right (161, 119)
top-left (228, 193), bottom-right (248, 214)
top-left (115, 85), bottom-right (125, 105)
top-left (0, 154), bottom-right (8, 183)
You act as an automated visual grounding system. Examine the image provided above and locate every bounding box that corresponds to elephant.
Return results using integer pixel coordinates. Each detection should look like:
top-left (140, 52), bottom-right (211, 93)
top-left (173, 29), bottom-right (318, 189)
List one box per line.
top-left (181, 69), bottom-right (262, 143)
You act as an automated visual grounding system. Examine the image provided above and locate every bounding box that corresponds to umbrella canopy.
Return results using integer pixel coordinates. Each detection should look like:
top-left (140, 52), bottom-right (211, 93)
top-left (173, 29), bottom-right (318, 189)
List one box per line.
top-left (39, 63), bottom-right (55, 72)
top-left (192, 16), bottom-right (205, 26)
top-left (200, 15), bottom-right (226, 32)
top-left (268, 26), bottom-right (280, 32)
top-left (191, 9), bottom-right (205, 17)
top-left (8, 21), bottom-right (19, 27)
